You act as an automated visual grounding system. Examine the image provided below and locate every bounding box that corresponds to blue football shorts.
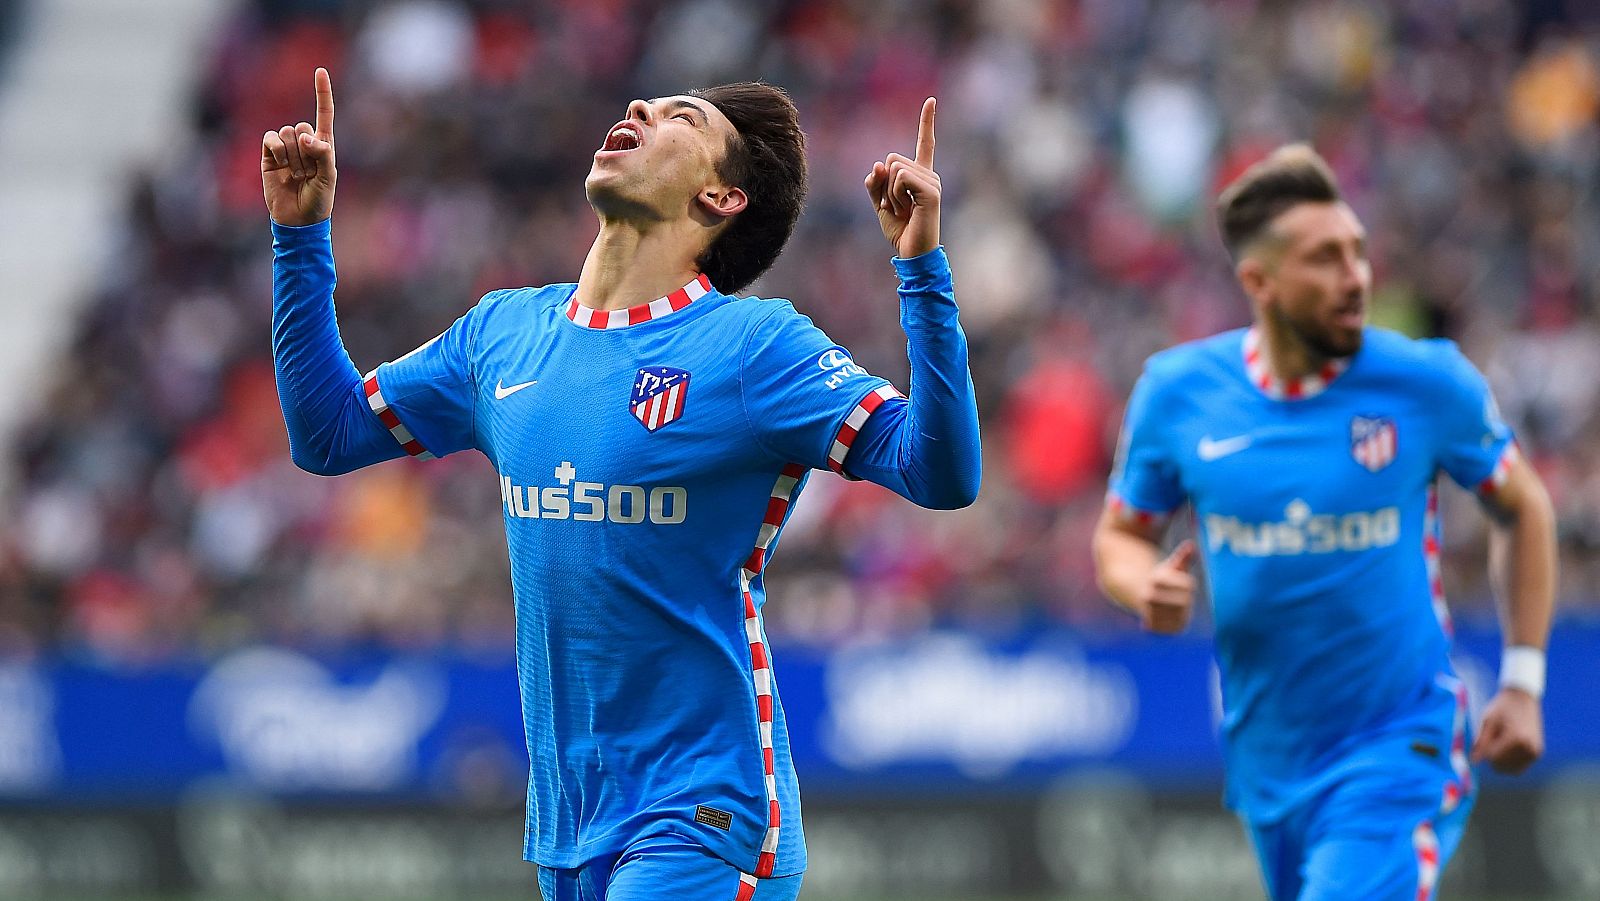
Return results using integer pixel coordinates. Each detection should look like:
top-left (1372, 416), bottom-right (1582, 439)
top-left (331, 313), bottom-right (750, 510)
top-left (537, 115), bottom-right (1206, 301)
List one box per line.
top-left (1246, 760), bottom-right (1475, 901)
top-left (537, 834), bottom-right (803, 901)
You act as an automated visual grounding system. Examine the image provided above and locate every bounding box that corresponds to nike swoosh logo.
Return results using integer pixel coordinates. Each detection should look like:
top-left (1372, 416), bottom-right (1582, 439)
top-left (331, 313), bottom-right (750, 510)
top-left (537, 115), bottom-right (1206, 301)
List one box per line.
top-left (1197, 434), bottom-right (1252, 461)
top-left (494, 379), bottom-right (538, 400)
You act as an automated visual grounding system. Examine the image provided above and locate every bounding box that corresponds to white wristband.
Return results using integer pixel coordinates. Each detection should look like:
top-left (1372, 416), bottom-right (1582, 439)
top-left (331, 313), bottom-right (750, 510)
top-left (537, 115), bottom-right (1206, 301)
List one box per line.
top-left (1499, 645), bottom-right (1546, 698)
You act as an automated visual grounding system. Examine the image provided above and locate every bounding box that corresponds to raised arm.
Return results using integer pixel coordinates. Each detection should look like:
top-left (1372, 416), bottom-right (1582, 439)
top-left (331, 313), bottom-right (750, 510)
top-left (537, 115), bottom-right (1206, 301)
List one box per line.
top-left (264, 69), bottom-right (405, 475)
top-left (842, 98), bottom-right (981, 508)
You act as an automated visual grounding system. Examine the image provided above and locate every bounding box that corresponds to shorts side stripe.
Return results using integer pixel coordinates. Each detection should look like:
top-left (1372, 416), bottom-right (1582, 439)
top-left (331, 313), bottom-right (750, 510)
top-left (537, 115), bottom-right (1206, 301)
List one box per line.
top-left (1413, 820), bottom-right (1439, 901)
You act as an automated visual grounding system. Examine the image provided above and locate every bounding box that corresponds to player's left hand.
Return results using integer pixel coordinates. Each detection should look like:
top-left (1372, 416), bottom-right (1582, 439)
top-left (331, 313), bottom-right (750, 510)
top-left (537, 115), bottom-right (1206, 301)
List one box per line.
top-left (262, 67), bottom-right (338, 226)
top-left (1471, 688), bottom-right (1544, 775)
top-left (865, 97), bottom-right (941, 259)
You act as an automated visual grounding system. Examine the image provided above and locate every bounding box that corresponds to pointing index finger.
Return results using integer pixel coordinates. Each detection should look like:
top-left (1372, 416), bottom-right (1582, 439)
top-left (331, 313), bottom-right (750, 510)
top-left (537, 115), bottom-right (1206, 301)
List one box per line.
top-left (314, 67), bottom-right (335, 142)
top-left (914, 96), bottom-right (936, 168)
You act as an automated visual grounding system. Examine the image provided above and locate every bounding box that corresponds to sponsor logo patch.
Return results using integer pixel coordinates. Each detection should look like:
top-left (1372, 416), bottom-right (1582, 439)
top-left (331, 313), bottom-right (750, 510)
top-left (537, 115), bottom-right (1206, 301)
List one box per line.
top-left (1197, 434), bottom-right (1251, 461)
top-left (494, 379), bottom-right (537, 400)
top-left (818, 348), bottom-right (870, 389)
top-left (500, 462), bottom-right (686, 524)
top-left (695, 805), bottom-right (733, 831)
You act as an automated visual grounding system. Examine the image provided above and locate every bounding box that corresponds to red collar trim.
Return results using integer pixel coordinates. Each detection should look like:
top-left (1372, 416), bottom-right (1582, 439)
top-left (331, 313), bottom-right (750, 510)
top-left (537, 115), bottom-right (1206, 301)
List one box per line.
top-left (1243, 328), bottom-right (1349, 400)
top-left (565, 273), bottom-right (712, 329)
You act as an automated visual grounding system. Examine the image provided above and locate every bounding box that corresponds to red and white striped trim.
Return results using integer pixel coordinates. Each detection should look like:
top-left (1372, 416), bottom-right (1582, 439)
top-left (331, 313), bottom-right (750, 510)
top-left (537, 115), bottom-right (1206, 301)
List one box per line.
top-left (1422, 485), bottom-right (1452, 639)
top-left (1413, 820), bottom-right (1439, 901)
top-left (1243, 328), bottom-right (1349, 400)
top-left (362, 373), bottom-right (434, 459)
top-left (734, 872), bottom-right (759, 901)
top-left (826, 385), bottom-right (903, 478)
top-left (1476, 442), bottom-right (1519, 496)
top-left (565, 273), bottom-right (711, 329)
top-left (1105, 492), bottom-right (1174, 531)
top-left (1438, 675), bottom-right (1474, 814)
top-left (744, 464), bottom-right (805, 577)
top-left (740, 579), bottom-right (780, 877)
top-left (737, 464), bottom-right (807, 878)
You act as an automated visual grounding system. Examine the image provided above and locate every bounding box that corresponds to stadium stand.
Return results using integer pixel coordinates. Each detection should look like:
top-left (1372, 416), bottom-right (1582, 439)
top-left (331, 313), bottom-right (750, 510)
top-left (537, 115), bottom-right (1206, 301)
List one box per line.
top-left (2, 0), bottom-right (1600, 660)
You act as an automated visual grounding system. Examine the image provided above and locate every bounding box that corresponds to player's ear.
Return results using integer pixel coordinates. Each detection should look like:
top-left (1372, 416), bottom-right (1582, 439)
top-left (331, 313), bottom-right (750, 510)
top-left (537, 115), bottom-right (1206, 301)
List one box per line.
top-left (698, 185), bottom-right (747, 220)
top-left (1237, 256), bottom-right (1272, 307)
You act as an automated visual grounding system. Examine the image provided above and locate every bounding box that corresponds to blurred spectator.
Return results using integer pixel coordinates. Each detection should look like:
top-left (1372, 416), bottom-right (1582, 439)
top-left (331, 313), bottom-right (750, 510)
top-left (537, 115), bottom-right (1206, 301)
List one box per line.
top-left (2, 0), bottom-right (1599, 661)
top-left (1003, 321), bottom-right (1111, 505)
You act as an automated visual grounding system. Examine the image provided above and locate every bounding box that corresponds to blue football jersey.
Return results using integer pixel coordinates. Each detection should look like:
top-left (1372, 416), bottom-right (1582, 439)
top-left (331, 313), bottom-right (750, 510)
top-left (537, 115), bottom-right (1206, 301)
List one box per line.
top-left (367, 275), bottom-right (903, 876)
top-left (1109, 327), bottom-right (1515, 822)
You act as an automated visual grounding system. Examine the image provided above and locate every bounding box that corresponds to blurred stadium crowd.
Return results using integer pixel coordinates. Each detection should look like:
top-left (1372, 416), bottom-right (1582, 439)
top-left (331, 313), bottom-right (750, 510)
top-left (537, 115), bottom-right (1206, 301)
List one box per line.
top-left (3, 0), bottom-right (1600, 660)
top-left (0, 0), bottom-right (19, 73)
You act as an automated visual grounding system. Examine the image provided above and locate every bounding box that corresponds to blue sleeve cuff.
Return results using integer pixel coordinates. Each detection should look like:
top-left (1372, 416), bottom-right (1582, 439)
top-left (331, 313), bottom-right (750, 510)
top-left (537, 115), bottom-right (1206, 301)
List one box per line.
top-left (893, 246), bottom-right (957, 333)
top-left (270, 217), bottom-right (332, 243)
top-left (891, 246), bottom-right (951, 288)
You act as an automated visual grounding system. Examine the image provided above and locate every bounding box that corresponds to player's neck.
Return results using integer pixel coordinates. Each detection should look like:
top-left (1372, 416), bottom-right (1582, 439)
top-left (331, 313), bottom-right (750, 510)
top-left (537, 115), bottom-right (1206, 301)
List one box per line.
top-left (1256, 318), bottom-right (1330, 383)
top-left (575, 219), bottom-right (707, 312)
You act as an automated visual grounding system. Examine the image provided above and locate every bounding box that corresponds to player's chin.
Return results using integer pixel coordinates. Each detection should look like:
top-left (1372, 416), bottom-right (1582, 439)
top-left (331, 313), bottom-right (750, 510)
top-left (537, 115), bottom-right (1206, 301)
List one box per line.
top-left (1336, 330), bottom-right (1363, 357)
top-left (1319, 323), bottom-right (1364, 358)
top-left (584, 173), bottom-right (638, 214)
top-left (584, 164), bottom-right (619, 192)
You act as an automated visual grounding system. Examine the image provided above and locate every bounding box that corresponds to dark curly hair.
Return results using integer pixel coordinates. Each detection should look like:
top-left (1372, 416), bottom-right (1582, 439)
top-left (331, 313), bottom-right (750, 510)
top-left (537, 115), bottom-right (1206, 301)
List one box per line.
top-left (689, 83), bottom-right (809, 294)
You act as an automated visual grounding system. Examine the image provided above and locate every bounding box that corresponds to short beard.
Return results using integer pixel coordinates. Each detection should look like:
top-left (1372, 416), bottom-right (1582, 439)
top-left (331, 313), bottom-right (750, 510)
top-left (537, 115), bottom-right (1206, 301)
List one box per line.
top-left (1270, 303), bottom-right (1362, 359)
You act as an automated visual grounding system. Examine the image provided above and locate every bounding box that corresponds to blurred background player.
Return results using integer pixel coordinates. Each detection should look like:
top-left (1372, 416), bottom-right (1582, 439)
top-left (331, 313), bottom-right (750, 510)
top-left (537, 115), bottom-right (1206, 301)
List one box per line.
top-left (1093, 144), bottom-right (1557, 900)
top-left (263, 69), bottom-right (979, 900)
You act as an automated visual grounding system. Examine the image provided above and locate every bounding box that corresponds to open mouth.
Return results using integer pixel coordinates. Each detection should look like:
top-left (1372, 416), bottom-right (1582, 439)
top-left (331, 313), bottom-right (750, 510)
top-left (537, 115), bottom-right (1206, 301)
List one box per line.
top-left (601, 121), bottom-right (643, 153)
top-left (1331, 290), bottom-right (1366, 326)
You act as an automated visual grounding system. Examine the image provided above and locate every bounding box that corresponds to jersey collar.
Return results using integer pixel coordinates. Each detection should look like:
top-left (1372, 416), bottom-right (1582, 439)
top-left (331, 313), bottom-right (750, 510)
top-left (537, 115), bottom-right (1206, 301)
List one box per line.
top-left (565, 273), bottom-right (712, 330)
top-left (1242, 328), bottom-right (1350, 401)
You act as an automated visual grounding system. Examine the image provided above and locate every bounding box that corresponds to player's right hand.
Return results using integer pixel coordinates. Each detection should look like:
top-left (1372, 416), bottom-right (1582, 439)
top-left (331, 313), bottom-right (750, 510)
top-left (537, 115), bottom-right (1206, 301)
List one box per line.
top-left (1136, 540), bottom-right (1197, 634)
top-left (864, 97), bottom-right (941, 259)
top-left (262, 67), bottom-right (337, 227)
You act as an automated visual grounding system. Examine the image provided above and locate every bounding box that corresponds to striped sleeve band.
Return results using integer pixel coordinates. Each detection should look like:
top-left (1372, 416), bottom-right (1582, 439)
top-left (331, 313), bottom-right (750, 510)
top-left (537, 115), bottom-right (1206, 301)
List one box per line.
top-left (1105, 492), bottom-right (1173, 529)
top-left (1476, 442), bottom-right (1519, 495)
top-left (826, 385), bottom-right (903, 479)
top-left (363, 371), bottom-right (435, 460)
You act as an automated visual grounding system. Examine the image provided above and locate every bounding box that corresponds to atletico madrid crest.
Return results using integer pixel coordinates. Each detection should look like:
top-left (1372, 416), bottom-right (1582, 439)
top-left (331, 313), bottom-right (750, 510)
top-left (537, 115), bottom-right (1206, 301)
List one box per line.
top-left (1351, 415), bottom-right (1397, 472)
top-left (631, 366), bottom-right (691, 432)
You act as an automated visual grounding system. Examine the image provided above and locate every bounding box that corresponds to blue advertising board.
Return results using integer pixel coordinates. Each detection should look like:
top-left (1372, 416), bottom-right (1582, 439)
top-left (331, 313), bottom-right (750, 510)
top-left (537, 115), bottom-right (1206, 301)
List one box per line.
top-left (0, 624), bottom-right (1595, 799)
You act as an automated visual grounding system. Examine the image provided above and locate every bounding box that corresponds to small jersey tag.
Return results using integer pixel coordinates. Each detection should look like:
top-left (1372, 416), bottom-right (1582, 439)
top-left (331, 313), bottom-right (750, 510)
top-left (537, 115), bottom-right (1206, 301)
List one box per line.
top-left (1410, 741), bottom-right (1440, 758)
top-left (695, 805), bottom-right (733, 831)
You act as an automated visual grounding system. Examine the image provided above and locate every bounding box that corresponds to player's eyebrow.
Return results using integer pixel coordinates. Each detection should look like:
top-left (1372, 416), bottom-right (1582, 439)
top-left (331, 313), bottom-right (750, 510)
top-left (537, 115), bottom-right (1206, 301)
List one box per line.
top-left (1326, 231), bottom-right (1367, 253)
top-left (661, 98), bottom-right (709, 127)
top-left (1302, 232), bottom-right (1349, 254)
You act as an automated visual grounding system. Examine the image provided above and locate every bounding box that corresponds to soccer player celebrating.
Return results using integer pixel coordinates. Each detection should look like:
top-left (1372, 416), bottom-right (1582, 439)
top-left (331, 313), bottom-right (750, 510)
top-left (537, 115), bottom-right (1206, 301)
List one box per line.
top-left (1093, 144), bottom-right (1556, 900)
top-left (263, 69), bottom-right (979, 900)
